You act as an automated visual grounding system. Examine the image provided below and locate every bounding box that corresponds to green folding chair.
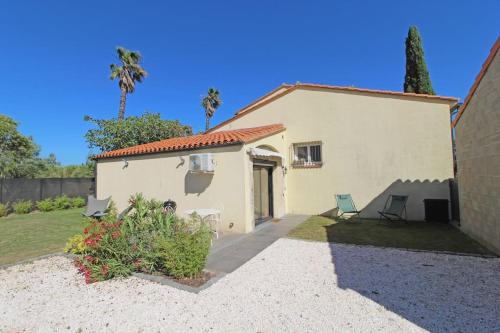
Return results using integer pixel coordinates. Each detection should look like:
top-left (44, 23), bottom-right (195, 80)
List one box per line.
top-left (335, 194), bottom-right (361, 219)
top-left (378, 195), bottom-right (408, 221)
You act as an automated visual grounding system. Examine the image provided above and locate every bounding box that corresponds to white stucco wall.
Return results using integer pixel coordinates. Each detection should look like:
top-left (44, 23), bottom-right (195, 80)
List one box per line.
top-left (96, 145), bottom-right (251, 233)
top-left (214, 88), bottom-right (455, 220)
top-left (96, 131), bottom-right (289, 234)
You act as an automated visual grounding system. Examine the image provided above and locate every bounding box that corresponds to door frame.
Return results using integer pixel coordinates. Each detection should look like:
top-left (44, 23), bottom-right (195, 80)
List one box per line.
top-left (253, 159), bottom-right (276, 226)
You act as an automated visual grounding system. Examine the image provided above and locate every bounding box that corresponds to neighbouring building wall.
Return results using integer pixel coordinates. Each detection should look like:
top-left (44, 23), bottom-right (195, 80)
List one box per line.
top-left (96, 145), bottom-right (250, 233)
top-left (455, 53), bottom-right (500, 254)
top-left (214, 88), bottom-right (455, 220)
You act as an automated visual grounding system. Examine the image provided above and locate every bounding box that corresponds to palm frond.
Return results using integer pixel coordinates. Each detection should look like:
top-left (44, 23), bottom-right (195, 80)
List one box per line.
top-left (112, 46), bottom-right (147, 93)
top-left (129, 51), bottom-right (142, 63)
top-left (109, 64), bottom-right (122, 80)
top-left (116, 46), bottom-right (128, 59)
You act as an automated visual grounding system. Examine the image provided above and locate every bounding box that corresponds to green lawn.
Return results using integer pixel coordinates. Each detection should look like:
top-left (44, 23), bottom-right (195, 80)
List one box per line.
top-left (288, 216), bottom-right (495, 255)
top-left (0, 208), bottom-right (86, 265)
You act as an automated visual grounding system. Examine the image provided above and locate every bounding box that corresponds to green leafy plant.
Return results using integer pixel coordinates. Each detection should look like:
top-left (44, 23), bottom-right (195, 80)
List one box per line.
top-left (119, 194), bottom-right (178, 273)
top-left (36, 198), bottom-right (54, 212)
top-left (156, 218), bottom-right (212, 278)
top-left (71, 197), bottom-right (86, 208)
top-left (0, 203), bottom-right (8, 217)
top-left (84, 113), bottom-right (192, 153)
top-left (13, 200), bottom-right (32, 214)
top-left (54, 195), bottom-right (72, 210)
top-left (71, 193), bottom-right (211, 284)
top-left (0, 114), bottom-right (43, 178)
top-left (76, 218), bottom-right (133, 283)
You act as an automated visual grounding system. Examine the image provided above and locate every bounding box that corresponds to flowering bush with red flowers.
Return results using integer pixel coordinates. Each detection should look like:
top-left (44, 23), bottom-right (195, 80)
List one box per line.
top-left (70, 193), bottom-right (211, 284)
top-left (75, 218), bottom-right (133, 282)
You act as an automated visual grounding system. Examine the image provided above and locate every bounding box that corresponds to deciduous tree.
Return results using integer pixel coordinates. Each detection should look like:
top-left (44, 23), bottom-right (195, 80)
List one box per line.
top-left (84, 113), bottom-right (192, 152)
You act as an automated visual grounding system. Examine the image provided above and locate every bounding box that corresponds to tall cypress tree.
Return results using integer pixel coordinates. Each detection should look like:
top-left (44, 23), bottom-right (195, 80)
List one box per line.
top-left (404, 26), bottom-right (435, 95)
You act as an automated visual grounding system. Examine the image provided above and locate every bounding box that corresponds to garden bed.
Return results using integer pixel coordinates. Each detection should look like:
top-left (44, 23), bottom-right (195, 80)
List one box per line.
top-left (167, 270), bottom-right (215, 287)
top-left (132, 269), bottom-right (223, 293)
top-left (66, 194), bottom-right (214, 286)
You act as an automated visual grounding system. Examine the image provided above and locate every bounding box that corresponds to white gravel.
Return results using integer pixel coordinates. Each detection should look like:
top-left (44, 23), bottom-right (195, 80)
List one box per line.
top-left (1, 238), bottom-right (499, 333)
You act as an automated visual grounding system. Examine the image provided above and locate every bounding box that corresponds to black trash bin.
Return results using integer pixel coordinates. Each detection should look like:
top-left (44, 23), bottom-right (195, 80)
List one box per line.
top-left (423, 199), bottom-right (449, 223)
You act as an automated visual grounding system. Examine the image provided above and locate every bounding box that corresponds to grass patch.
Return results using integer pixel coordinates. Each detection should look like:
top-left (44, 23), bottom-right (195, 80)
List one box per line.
top-left (0, 208), bottom-right (86, 265)
top-left (288, 216), bottom-right (494, 255)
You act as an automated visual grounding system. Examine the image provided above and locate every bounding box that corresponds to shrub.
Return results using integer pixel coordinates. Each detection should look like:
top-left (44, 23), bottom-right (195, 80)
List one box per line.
top-left (122, 193), bottom-right (176, 238)
top-left (13, 200), bottom-right (32, 214)
top-left (71, 197), bottom-right (86, 208)
top-left (102, 199), bottom-right (118, 223)
top-left (36, 198), bottom-right (54, 212)
top-left (54, 195), bottom-right (72, 210)
top-left (0, 203), bottom-right (8, 217)
top-left (157, 219), bottom-right (212, 278)
top-left (76, 219), bottom-right (132, 283)
top-left (72, 193), bottom-right (211, 284)
top-left (75, 256), bottom-right (132, 284)
top-left (64, 234), bottom-right (86, 254)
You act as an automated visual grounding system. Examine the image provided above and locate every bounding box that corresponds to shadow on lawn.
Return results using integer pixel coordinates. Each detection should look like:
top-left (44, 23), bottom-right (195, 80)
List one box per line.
top-left (326, 218), bottom-right (498, 331)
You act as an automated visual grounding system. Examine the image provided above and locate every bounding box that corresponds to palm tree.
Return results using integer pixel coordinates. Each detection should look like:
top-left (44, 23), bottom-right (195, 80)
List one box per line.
top-left (201, 88), bottom-right (222, 131)
top-left (110, 47), bottom-right (148, 120)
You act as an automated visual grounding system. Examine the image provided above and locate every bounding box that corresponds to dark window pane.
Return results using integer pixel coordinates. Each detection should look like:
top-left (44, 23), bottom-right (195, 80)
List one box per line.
top-left (310, 145), bottom-right (321, 162)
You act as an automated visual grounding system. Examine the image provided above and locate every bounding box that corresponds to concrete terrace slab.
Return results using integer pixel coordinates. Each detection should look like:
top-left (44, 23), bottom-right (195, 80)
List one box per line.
top-left (205, 214), bottom-right (309, 273)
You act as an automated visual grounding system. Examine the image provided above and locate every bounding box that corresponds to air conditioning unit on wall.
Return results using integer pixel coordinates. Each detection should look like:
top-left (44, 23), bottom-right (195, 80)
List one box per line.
top-left (189, 153), bottom-right (215, 173)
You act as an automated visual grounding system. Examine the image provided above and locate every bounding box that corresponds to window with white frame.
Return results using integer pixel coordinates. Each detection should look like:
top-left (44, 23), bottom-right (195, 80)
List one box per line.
top-left (292, 142), bottom-right (322, 167)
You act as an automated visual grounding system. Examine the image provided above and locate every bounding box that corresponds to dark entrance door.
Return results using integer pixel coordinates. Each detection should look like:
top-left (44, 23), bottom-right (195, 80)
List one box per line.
top-left (253, 163), bottom-right (274, 226)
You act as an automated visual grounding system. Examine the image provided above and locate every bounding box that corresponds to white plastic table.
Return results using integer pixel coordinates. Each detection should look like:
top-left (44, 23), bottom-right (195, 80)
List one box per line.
top-left (184, 209), bottom-right (221, 239)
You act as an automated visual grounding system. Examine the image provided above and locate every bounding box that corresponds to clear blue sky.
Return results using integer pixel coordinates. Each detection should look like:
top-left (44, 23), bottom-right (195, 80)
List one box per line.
top-left (1, 1), bottom-right (498, 165)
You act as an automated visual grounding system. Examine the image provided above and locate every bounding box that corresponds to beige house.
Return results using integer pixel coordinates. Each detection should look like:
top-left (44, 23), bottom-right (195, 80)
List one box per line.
top-left (453, 38), bottom-right (500, 254)
top-left (95, 83), bottom-right (458, 234)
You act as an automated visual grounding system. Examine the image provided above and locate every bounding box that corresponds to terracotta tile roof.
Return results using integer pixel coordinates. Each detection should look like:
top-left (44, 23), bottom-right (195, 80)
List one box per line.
top-left (94, 124), bottom-right (285, 159)
top-left (209, 82), bottom-right (459, 132)
top-left (452, 37), bottom-right (500, 127)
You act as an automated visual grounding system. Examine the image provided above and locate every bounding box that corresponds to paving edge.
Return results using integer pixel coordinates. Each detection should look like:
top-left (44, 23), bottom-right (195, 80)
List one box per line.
top-left (284, 236), bottom-right (499, 259)
top-left (132, 271), bottom-right (227, 294)
top-left (1, 253), bottom-right (227, 293)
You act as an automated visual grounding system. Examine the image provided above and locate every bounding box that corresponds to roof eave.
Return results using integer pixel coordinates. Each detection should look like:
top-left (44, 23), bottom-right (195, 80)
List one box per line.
top-left (292, 83), bottom-right (459, 104)
top-left (243, 127), bottom-right (286, 144)
top-left (208, 83), bottom-right (459, 133)
top-left (94, 141), bottom-right (244, 161)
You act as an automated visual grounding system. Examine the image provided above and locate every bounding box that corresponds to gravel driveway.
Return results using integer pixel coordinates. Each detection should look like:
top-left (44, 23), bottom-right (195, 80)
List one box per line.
top-left (1, 238), bottom-right (499, 332)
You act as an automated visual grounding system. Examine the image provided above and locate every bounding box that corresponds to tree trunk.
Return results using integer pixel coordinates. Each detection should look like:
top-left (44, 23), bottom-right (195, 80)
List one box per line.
top-left (205, 116), bottom-right (210, 132)
top-left (118, 88), bottom-right (127, 120)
